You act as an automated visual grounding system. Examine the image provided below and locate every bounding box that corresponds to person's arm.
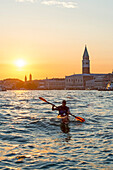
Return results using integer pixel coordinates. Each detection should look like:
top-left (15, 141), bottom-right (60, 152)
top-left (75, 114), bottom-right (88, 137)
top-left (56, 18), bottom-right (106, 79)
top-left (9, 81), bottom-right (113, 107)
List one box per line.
top-left (52, 105), bottom-right (59, 111)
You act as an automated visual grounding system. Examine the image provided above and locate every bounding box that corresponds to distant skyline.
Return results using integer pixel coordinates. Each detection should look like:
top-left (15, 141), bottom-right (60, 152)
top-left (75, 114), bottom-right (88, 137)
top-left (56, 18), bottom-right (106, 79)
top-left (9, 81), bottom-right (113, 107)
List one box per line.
top-left (0, 0), bottom-right (113, 80)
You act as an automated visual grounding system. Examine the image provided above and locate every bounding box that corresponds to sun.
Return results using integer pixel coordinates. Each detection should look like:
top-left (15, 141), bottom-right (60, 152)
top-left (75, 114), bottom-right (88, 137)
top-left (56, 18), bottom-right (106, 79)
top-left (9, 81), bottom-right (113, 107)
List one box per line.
top-left (15, 59), bottom-right (26, 68)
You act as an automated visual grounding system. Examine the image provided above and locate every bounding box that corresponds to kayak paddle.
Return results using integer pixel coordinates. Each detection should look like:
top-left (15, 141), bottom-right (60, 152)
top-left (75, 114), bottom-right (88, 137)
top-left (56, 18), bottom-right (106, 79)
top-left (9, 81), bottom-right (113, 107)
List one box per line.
top-left (69, 113), bottom-right (85, 122)
top-left (39, 97), bottom-right (85, 122)
top-left (39, 97), bottom-right (55, 106)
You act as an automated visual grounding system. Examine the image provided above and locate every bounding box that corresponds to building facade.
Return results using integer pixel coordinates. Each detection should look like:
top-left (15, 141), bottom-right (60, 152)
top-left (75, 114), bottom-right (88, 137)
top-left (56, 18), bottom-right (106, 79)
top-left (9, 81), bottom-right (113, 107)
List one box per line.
top-left (65, 46), bottom-right (113, 90)
top-left (45, 78), bottom-right (65, 90)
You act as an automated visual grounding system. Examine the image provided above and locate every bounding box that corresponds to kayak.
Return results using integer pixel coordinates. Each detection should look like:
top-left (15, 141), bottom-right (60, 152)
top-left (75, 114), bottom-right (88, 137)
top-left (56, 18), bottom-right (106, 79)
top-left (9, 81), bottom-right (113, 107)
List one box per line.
top-left (57, 115), bottom-right (69, 124)
top-left (57, 115), bottom-right (68, 119)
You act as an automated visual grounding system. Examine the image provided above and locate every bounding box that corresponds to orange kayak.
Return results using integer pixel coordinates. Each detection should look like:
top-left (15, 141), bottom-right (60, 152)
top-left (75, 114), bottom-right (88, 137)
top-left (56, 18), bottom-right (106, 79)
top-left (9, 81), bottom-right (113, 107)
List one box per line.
top-left (57, 115), bottom-right (69, 124)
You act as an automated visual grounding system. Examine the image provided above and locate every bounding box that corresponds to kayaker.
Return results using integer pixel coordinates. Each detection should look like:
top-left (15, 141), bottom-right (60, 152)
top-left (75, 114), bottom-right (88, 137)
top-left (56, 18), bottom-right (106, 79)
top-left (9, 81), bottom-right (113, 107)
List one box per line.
top-left (39, 97), bottom-right (85, 122)
top-left (52, 100), bottom-right (70, 117)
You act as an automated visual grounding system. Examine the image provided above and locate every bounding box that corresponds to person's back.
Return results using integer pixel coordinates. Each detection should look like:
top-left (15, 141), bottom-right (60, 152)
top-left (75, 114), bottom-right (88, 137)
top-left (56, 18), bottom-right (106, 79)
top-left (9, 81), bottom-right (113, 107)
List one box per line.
top-left (52, 100), bottom-right (70, 117)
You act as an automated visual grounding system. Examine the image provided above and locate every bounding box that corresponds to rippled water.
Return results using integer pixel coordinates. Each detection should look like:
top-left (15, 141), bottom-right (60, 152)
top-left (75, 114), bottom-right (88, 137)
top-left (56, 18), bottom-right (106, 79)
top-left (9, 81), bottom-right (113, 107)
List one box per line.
top-left (0, 90), bottom-right (113, 169)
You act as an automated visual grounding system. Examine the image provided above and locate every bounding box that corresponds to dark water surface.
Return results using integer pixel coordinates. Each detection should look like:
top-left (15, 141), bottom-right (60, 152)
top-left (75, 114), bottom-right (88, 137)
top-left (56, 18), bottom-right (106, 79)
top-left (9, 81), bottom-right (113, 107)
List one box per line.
top-left (0, 90), bottom-right (113, 169)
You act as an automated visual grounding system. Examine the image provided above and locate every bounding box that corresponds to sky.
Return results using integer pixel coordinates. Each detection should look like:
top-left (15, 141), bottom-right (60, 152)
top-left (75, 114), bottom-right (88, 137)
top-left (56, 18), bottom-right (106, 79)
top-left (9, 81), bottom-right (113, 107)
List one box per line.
top-left (0, 0), bottom-right (113, 80)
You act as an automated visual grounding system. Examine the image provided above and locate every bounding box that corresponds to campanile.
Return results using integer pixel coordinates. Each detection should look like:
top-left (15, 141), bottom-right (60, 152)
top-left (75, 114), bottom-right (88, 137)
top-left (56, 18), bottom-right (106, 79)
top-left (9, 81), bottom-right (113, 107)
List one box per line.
top-left (82, 45), bottom-right (90, 74)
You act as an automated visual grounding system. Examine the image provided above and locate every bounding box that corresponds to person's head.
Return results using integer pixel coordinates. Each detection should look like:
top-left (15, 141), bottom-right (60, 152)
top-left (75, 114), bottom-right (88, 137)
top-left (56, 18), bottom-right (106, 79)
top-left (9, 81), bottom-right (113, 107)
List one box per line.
top-left (62, 100), bottom-right (66, 107)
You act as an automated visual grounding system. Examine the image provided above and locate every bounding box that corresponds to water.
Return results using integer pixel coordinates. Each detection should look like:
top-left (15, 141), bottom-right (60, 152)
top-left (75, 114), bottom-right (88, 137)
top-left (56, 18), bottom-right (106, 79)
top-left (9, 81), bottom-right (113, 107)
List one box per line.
top-left (0, 90), bottom-right (113, 169)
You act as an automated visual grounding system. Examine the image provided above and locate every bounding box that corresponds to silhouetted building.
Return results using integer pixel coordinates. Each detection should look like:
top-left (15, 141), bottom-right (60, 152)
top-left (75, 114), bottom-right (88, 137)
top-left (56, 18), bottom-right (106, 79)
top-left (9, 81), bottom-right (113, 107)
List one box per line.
top-left (25, 75), bottom-right (27, 82)
top-left (29, 74), bottom-right (32, 81)
top-left (2, 79), bottom-right (24, 90)
top-left (82, 45), bottom-right (90, 74)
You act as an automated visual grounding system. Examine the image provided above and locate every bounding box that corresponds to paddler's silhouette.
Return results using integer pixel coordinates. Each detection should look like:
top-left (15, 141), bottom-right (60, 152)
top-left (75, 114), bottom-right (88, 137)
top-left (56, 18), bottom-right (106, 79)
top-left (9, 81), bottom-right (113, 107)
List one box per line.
top-left (52, 100), bottom-right (70, 123)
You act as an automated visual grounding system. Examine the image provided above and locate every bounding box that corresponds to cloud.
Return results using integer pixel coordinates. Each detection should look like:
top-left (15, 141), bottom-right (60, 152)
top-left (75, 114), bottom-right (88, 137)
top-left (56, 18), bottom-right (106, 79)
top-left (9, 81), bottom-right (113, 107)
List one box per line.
top-left (16, 0), bottom-right (78, 9)
top-left (16, 0), bottom-right (36, 2)
top-left (42, 0), bottom-right (78, 8)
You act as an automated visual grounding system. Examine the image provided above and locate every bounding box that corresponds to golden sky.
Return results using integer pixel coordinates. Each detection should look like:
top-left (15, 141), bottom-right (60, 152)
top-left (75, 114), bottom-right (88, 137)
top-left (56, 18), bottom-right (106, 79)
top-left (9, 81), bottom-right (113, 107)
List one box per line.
top-left (0, 0), bottom-right (113, 80)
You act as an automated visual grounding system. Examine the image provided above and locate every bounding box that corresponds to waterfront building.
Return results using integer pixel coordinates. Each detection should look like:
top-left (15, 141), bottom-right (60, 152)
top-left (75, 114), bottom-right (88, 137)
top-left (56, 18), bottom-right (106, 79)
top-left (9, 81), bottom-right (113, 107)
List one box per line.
top-left (45, 78), bottom-right (65, 90)
top-left (33, 80), bottom-right (46, 90)
top-left (29, 74), bottom-right (32, 81)
top-left (85, 74), bottom-right (108, 89)
top-left (38, 80), bottom-right (46, 89)
top-left (65, 46), bottom-right (113, 90)
top-left (2, 79), bottom-right (24, 90)
top-left (25, 75), bottom-right (27, 82)
top-left (65, 74), bottom-right (93, 90)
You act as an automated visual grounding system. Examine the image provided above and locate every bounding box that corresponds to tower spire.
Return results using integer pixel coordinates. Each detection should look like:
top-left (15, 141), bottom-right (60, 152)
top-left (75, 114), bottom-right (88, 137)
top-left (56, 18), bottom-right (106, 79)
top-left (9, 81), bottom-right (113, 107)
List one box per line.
top-left (82, 45), bottom-right (90, 74)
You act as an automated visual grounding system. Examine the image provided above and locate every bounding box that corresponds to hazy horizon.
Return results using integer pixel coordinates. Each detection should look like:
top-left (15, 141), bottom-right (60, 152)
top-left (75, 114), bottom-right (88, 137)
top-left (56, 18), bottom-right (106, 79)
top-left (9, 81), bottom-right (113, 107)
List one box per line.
top-left (1, 0), bottom-right (113, 80)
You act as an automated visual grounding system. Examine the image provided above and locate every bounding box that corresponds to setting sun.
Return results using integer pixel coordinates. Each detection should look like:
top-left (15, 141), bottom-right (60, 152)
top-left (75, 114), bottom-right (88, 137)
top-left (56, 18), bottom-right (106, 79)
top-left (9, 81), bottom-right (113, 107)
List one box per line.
top-left (15, 59), bottom-right (26, 68)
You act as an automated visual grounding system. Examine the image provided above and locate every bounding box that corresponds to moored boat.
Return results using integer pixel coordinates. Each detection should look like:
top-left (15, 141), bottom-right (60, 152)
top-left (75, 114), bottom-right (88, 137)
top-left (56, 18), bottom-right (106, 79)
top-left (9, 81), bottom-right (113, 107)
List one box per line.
top-left (98, 82), bottom-right (113, 91)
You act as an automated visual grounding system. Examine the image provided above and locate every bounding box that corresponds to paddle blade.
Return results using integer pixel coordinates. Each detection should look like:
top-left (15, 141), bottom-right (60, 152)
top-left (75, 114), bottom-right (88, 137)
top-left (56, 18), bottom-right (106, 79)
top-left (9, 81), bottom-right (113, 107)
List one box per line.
top-left (39, 97), bottom-right (47, 103)
top-left (75, 116), bottom-right (85, 122)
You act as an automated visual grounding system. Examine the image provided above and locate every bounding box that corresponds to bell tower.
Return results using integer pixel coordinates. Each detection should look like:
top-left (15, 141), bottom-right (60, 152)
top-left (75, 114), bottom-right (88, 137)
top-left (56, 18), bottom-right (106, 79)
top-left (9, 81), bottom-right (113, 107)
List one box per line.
top-left (29, 74), bottom-right (32, 81)
top-left (82, 45), bottom-right (90, 74)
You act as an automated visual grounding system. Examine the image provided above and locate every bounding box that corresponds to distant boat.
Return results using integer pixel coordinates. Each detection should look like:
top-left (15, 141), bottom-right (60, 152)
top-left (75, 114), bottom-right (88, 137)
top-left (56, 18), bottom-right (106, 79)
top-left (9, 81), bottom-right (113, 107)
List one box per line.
top-left (98, 82), bottom-right (113, 91)
top-left (0, 87), bottom-right (6, 91)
